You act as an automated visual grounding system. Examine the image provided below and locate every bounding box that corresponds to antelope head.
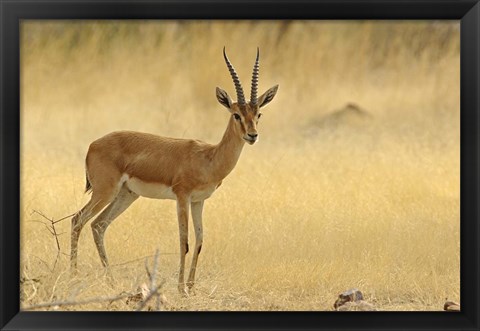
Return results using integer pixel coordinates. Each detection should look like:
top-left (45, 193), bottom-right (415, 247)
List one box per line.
top-left (216, 47), bottom-right (279, 145)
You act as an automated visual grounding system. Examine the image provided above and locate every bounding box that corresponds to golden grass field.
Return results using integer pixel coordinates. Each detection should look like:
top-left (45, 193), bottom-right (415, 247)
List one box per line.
top-left (20, 20), bottom-right (460, 311)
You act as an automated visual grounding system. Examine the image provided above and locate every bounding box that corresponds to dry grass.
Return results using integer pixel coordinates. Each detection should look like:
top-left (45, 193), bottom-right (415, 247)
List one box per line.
top-left (20, 20), bottom-right (460, 311)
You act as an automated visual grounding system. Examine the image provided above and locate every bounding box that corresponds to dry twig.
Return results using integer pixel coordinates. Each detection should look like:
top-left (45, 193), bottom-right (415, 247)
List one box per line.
top-left (29, 210), bottom-right (75, 270)
top-left (136, 249), bottom-right (165, 311)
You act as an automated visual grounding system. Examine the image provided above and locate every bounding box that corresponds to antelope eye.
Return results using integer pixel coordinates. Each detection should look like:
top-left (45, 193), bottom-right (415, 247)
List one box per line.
top-left (257, 113), bottom-right (262, 119)
top-left (234, 113), bottom-right (241, 120)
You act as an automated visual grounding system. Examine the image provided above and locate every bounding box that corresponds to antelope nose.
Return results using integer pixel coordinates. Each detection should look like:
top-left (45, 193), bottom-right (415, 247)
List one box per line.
top-left (248, 133), bottom-right (258, 139)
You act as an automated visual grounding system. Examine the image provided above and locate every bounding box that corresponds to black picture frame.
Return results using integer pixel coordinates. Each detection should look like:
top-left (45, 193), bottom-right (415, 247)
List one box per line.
top-left (1, 0), bottom-right (479, 330)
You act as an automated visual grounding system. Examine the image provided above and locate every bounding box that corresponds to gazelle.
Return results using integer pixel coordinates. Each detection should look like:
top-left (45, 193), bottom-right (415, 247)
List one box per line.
top-left (70, 48), bottom-right (278, 294)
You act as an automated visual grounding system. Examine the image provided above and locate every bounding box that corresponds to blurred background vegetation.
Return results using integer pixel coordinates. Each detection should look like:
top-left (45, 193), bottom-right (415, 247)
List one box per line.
top-left (21, 21), bottom-right (459, 142)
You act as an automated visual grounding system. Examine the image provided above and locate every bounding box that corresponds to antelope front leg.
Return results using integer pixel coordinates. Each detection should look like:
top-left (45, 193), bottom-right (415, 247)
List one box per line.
top-left (187, 200), bottom-right (204, 291)
top-left (176, 195), bottom-right (190, 295)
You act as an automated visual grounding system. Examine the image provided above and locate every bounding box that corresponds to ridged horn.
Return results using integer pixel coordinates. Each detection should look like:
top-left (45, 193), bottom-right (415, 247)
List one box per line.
top-left (250, 47), bottom-right (260, 106)
top-left (223, 47), bottom-right (246, 106)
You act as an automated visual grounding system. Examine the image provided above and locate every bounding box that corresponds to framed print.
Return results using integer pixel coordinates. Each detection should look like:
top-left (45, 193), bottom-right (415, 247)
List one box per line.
top-left (1, 0), bottom-right (479, 330)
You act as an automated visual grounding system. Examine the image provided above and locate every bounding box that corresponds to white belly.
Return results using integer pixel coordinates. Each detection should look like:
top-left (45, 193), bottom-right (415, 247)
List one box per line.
top-left (191, 185), bottom-right (217, 202)
top-left (126, 177), bottom-right (176, 200)
top-left (124, 175), bottom-right (219, 202)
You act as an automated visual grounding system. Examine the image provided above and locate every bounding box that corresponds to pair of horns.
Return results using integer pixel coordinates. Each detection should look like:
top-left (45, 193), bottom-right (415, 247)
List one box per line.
top-left (223, 47), bottom-right (260, 106)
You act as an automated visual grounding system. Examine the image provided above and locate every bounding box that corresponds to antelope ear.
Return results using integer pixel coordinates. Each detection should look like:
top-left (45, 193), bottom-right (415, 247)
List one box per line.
top-left (216, 87), bottom-right (233, 110)
top-left (258, 85), bottom-right (279, 108)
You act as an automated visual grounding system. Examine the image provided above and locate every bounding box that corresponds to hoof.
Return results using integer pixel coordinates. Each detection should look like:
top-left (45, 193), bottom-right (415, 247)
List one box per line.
top-left (186, 283), bottom-right (196, 296)
top-left (178, 284), bottom-right (188, 297)
top-left (104, 270), bottom-right (115, 287)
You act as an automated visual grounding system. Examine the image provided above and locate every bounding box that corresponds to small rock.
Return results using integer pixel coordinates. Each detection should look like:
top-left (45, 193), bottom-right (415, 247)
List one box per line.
top-left (126, 283), bottom-right (150, 305)
top-left (126, 292), bottom-right (144, 305)
top-left (334, 288), bottom-right (364, 309)
top-left (125, 283), bottom-right (168, 310)
top-left (444, 301), bottom-right (460, 312)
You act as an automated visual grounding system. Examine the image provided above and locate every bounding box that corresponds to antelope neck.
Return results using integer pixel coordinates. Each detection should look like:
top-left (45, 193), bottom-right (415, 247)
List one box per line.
top-left (211, 117), bottom-right (245, 180)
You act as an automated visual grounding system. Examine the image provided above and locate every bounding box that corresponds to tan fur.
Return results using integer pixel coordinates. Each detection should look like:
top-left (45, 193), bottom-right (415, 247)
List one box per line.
top-left (70, 53), bottom-right (278, 295)
top-left (86, 121), bottom-right (244, 196)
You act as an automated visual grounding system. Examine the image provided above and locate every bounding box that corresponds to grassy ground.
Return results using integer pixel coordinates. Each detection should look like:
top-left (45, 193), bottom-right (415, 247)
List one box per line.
top-left (20, 20), bottom-right (459, 311)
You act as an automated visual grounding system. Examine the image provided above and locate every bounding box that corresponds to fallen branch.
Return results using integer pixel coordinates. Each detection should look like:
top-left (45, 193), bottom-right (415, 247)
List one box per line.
top-left (22, 292), bottom-right (133, 311)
